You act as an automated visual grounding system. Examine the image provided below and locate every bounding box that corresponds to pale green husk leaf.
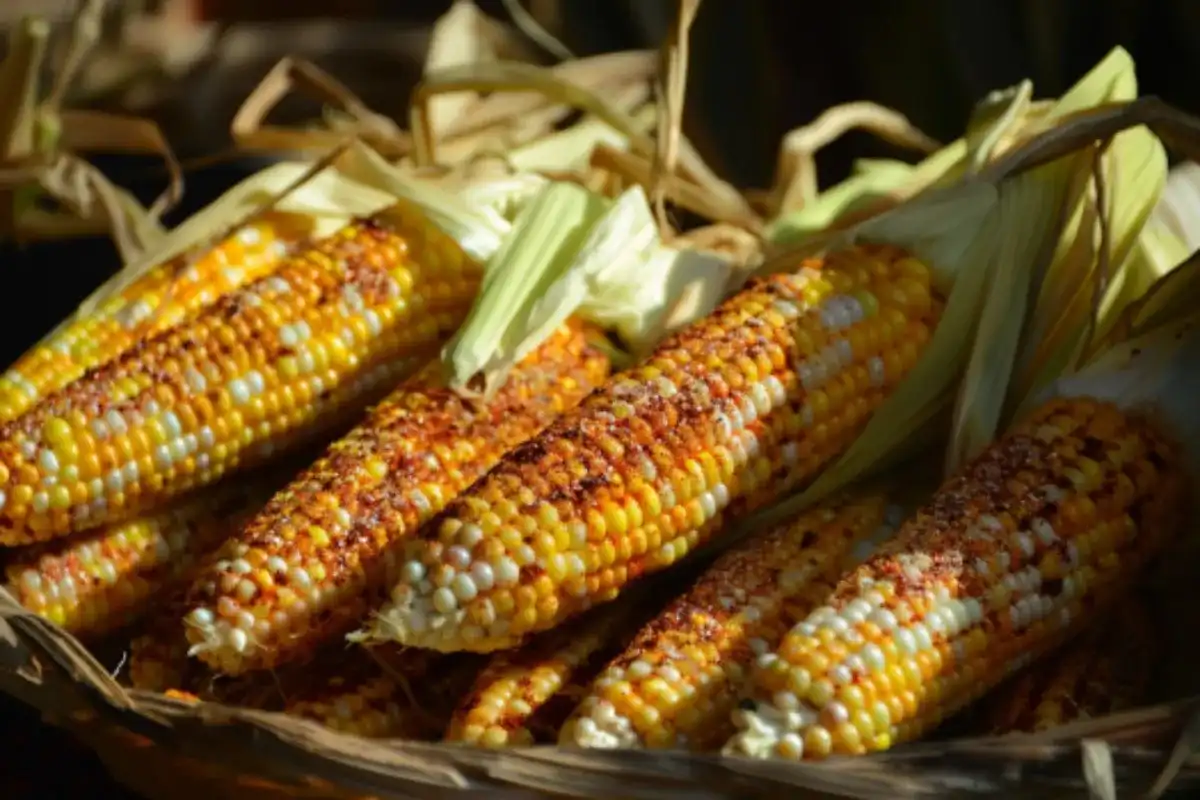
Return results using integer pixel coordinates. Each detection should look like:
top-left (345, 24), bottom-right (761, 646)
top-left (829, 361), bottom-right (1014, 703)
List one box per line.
top-left (763, 83), bottom-right (1036, 247)
top-left (336, 141), bottom-right (514, 262)
top-left (440, 181), bottom-right (612, 393)
top-left (745, 52), bottom-right (1152, 523)
top-left (441, 181), bottom-right (738, 392)
top-left (1000, 48), bottom-right (1169, 424)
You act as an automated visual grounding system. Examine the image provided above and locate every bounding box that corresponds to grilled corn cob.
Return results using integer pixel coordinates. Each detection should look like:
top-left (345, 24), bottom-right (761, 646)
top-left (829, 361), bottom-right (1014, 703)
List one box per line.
top-left (559, 493), bottom-right (897, 751)
top-left (285, 649), bottom-right (480, 739)
top-left (980, 601), bottom-right (1156, 734)
top-left (4, 479), bottom-right (274, 638)
top-left (183, 320), bottom-right (611, 675)
top-left (725, 397), bottom-right (1186, 760)
top-left (0, 201), bottom-right (482, 546)
top-left (0, 213), bottom-right (312, 422)
top-left (367, 245), bottom-right (941, 652)
top-left (446, 600), bottom-right (639, 747)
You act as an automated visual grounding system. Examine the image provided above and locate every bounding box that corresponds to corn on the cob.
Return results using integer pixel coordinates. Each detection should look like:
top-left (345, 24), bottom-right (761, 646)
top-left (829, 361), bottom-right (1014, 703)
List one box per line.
top-left (725, 397), bottom-right (1186, 760)
top-left (559, 493), bottom-right (897, 751)
top-left (284, 649), bottom-right (480, 739)
top-left (0, 201), bottom-right (482, 546)
top-left (183, 320), bottom-right (611, 675)
top-left (4, 479), bottom-right (274, 638)
top-left (0, 213), bottom-right (312, 423)
top-left (980, 601), bottom-right (1156, 734)
top-left (367, 245), bottom-right (941, 652)
top-left (446, 600), bottom-right (639, 748)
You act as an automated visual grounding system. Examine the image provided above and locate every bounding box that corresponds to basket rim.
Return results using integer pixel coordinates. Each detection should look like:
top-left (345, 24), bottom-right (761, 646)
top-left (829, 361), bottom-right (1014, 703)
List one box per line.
top-left (3, 588), bottom-right (1199, 799)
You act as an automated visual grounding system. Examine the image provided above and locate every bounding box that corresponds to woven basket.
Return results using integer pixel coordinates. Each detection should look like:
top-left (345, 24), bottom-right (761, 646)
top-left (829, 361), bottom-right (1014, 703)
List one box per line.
top-left (2, 585), bottom-right (1198, 799)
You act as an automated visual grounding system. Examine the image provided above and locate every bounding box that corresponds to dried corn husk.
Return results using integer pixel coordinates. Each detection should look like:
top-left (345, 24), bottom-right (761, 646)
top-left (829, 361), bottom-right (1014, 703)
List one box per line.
top-left (0, 5), bottom-right (179, 261)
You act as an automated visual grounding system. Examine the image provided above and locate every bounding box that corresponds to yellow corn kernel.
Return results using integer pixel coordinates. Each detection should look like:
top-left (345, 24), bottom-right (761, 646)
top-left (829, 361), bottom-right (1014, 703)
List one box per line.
top-left (0, 202), bottom-right (483, 545)
top-left (183, 321), bottom-right (611, 675)
top-left (284, 650), bottom-right (483, 739)
top-left (725, 397), bottom-right (1186, 760)
top-left (366, 246), bottom-right (942, 652)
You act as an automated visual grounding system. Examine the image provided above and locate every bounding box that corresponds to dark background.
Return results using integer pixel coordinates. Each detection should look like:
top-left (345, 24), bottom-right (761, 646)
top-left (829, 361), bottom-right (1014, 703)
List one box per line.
top-left (2, 1), bottom-right (1197, 797)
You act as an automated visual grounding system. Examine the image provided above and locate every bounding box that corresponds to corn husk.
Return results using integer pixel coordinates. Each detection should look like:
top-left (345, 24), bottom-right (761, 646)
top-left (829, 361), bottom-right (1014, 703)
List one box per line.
top-left (945, 48), bottom-right (1168, 471)
top-left (0, 7), bottom-right (179, 261)
top-left (32, 139), bottom-right (515, 363)
top-left (759, 102), bottom-right (943, 228)
top-left (441, 180), bottom-right (740, 394)
top-left (229, 2), bottom-right (660, 185)
top-left (436, 4), bottom-right (749, 393)
top-left (1031, 264), bottom-right (1200, 477)
top-left (738, 49), bottom-right (1160, 527)
top-left (441, 181), bottom-right (611, 394)
top-left (228, 1), bottom-right (755, 234)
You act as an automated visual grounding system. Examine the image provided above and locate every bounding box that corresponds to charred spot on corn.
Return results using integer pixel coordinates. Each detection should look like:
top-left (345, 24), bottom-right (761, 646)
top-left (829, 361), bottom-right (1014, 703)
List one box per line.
top-left (725, 397), bottom-right (1187, 761)
top-left (0, 202), bottom-right (484, 546)
top-left (182, 321), bottom-right (612, 675)
top-left (367, 245), bottom-right (941, 652)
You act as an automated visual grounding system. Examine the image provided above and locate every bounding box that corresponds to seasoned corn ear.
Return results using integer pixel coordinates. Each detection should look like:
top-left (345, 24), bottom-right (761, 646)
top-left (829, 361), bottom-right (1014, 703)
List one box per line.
top-left (560, 493), bottom-right (896, 751)
top-left (0, 213), bottom-right (313, 422)
top-left (980, 601), bottom-right (1156, 734)
top-left (726, 398), bottom-right (1186, 760)
top-left (4, 479), bottom-right (273, 638)
top-left (446, 600), bottom-right (639, 747)
top-left (285, 649), bottom-right (482, 739)
top-left (0, 201), bottom-right (482, 545)
top-left (370, 245), bottom-right (941, 652)
top-left (183, 321), bottom-right (611, 675)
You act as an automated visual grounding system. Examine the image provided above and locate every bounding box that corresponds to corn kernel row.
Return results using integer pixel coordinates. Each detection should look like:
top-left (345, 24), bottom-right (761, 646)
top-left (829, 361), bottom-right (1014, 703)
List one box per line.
top-left (5, 477), bottom-right (275, 638)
